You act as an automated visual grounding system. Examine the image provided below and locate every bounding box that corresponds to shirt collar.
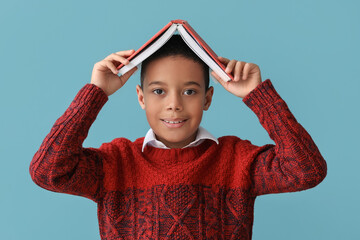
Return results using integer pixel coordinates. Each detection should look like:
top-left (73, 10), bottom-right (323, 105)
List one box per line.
top-left (142, 126), bottom-right (219, 152)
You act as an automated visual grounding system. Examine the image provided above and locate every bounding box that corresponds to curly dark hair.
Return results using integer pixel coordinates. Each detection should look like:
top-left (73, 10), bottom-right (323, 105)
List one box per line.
top-left (140, 34), bottom-right (210, 91)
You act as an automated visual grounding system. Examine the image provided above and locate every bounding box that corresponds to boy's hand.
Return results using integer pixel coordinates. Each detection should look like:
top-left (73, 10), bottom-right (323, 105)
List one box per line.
top-left (211, 56), bottom-right (262, 98)
top-left (91, 50), bottom-right (138, 96)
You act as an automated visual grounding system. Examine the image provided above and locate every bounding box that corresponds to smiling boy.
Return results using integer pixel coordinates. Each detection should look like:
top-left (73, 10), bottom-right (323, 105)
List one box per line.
top-left (30, 35), bottom-right (327, 239)
top-left (136, 53), bottom-right (214, 149)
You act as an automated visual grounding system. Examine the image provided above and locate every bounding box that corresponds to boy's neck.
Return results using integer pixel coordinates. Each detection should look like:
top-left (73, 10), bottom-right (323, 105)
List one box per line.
top-left (155, 128), bottom-right (199, 149)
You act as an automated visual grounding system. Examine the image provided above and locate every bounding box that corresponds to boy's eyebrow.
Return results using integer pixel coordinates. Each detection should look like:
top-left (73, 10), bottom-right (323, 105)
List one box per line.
top-left (184, 81), bottom-right (202, 87)
top-left (147, 81), bottom-right (201, 87)
top-left (147, 81), bottom-right (165, 86)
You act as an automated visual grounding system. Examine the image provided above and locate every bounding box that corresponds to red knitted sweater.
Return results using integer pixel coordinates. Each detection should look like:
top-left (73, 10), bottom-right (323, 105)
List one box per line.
top-left (29, 79), bottom-right (327, 240)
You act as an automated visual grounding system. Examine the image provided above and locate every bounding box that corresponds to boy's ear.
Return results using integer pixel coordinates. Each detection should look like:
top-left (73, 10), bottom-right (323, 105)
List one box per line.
top-left (136, 85), bottom-right (146, 110)
top-left (203, 86), bottom-right (214, 111)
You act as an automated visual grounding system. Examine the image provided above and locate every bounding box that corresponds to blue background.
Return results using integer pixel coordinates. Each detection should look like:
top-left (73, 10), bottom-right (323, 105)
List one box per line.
top-left (1, 0), bottom-right (359, 239)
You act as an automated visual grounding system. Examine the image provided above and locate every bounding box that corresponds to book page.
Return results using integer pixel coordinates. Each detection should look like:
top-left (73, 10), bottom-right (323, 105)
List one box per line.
top-left (177, 25), bottom-right (231, 82)
top-left (118, 24), bottom-right (178, 75)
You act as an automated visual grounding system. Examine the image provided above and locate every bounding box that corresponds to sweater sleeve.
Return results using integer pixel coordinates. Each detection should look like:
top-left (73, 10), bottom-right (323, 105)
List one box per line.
top-left (242, 79), bottom-right (327, 197)
top-left (29, 83), bottom-right (109, 203)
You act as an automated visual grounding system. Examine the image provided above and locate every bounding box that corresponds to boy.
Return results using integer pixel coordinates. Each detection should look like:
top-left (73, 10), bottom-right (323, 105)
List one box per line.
top-left (29, 35), bottom-right (327, 239)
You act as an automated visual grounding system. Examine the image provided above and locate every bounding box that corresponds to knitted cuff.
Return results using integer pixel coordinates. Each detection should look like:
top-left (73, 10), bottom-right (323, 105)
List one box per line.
top-left (72, 83), bottom-right (109, 110)
top-left (242, 79), bottom-right (283, 115)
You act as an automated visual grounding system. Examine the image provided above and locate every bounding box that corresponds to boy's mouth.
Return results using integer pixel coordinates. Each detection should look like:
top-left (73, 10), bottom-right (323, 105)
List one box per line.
top-left (161, 119), bottom-right (187, 124)
top-left (161, 118), bottom-right (188, 128)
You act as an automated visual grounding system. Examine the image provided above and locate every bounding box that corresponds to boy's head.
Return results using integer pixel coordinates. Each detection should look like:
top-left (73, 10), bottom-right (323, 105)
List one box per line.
top-left (140, 34), bottom-right (210, 91)
top-left (136, 34), bottom-right (214, 149)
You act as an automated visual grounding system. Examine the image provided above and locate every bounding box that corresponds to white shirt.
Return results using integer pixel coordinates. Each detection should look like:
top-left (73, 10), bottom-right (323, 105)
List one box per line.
top-left (142, 126), bottom-right (219, 152)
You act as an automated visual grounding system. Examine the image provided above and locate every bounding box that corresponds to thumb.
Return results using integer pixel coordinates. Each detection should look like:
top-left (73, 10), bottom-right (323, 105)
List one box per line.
top-left (211, 71), bottom-right (227, 89)
top-left (120, 66), bottom-right (138, 82)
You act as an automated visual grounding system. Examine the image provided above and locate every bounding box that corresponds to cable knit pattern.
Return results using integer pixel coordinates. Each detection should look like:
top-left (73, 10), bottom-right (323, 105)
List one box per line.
top-left (29, 79), bottom-right (327, 240)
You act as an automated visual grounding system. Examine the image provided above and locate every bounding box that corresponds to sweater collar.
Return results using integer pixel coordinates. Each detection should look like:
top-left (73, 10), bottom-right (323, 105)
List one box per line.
top-left (142, 137), bottom-right (216, 167)
top-left (142, 126), bottom-right (219, 152)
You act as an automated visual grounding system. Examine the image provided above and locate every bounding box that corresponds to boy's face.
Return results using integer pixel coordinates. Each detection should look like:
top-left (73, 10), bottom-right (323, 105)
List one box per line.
top-left (136, 55), bottom-right (214, 149)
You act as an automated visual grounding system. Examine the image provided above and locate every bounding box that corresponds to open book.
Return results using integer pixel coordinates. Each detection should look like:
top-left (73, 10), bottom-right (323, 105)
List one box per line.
top-left (117, 19), bottom-right (234, 82)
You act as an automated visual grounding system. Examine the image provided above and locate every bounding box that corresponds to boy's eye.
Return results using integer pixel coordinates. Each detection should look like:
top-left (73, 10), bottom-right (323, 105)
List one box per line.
top-left (152, 89), bottom-right (164, 95)
top-left (184, 89), bottom-right (196, 95)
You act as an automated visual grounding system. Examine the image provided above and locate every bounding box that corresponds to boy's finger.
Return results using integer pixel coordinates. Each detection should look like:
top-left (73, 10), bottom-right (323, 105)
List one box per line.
top-left (104, 60), bottom-right (118, 74)
top-left (225, 60), bottom-right (236, 74)
top-left (104, 50), bottom-right (134, 61)
top-left (119, 67), bottom-right (138, 84)
top-left (210, 71), bottom-right (219, 83)
top-left (218, 56), bottom-right (230, 63)
top-left (242, 63), bottom-right (252, 80)
top-left (234, 61), bottom-right (246, 81)
top-left (123, 66), bottom-right (138, 78)
top-left (108, 53), bottom-right (130, 65)
top-left (234, 61), bottom-right (241, 81)
top-left (211, 71), bottom-right (226, 87)
top-left (115, 49), bottom-right (136, 55)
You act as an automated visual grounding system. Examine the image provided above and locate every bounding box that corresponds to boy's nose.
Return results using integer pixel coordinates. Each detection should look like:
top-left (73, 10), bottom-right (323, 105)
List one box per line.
top-left (166, 93), bottom-right (183, 111)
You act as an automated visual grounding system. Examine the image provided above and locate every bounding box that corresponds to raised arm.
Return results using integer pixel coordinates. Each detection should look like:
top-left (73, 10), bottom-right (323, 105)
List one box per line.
top-left (29, 83), bottom-right (108, 202)
top-left (29, 50), bottom-right (138, 202)
top-left (242, 79), bottom-right (327, 196)
top-left (210, 56), bottom-right (327, 197)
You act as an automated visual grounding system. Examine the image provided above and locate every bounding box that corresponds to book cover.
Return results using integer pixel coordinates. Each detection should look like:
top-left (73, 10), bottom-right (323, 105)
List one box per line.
top-left (117, 19), bottom-right (234, 82)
